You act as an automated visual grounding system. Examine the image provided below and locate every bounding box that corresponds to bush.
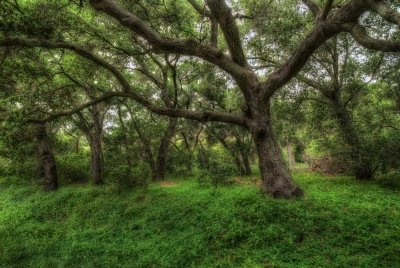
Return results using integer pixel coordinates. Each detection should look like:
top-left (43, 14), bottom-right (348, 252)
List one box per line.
top-left (14, 160), bottom-right (38, 182)
top-left (377, 171), bottom-right (400, 190)
top-left (57, 153), bottom-right (90, 183)
top-left (167, 147), bottom-right (194, 176)
top-left (108, 164), bottom-right (150, 191)
top-left (0, 156), bottom-right (12, 175)
top-left (196, 147), bottom-right (237, 187)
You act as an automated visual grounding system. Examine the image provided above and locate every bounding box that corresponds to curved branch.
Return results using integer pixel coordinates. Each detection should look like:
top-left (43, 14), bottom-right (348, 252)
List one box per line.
top-left (187, 0), bottom-right (212, 18)
top-left (368, 0), bottom-right (400, 25)
top-left (302, 0), bottom-right (321, 17)
top-left (89, 0), bottom-right (248, 80)
top-left (206, 0), bottom-right (248, 67)
top-left (261, 0), bottom-right (369, 99)
top-left (28, 92), bottom-right (129, 123)
top-left (321, 0), bottom-right (334, 20)
top-left (345, 23), bottom-right (400, 52)
top-left (0, 37), bottom-right (246, 126)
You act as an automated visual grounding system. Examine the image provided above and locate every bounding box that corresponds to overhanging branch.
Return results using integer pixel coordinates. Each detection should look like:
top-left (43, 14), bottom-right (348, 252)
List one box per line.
top-left (1, 37), bottom-right (246, 126)
top-left (345, 23), bottom-right (400, 52)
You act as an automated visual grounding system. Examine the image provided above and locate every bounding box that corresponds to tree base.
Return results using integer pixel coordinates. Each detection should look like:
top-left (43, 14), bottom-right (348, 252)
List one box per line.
top-left (262, 182), bottom-right (304, 198)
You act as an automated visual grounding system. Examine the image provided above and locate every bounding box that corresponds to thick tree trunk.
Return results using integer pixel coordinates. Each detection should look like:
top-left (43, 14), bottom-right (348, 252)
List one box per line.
top-left (250, 114), bottom-right (303, 198)
top-left (332, 100), bottom-right (374, 180)
top-left (154, 117), bottom-right (177, 180)
top-left (36, 123), bottom-right (58, 191)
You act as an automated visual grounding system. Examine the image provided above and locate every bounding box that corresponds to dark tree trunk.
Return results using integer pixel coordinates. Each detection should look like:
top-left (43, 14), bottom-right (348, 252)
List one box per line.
top-left (89, 106), bottom-right (104, 184)
top-left (240, 150), bottom-right (252, 175)
top-left (154, 117), bottom-right (177, 180)
top-left (332, 99), bottom-right (374, 180)
top-left (89, 135), bottom-right (103, 185)
top-left (36, 123), bottom-right (58, 191)
top-left (249, 105), bottom-right (303, 198)
top-left (235, 134), bottom-right (252, 175)
top-left (75, 135), bottom-right (80, 153)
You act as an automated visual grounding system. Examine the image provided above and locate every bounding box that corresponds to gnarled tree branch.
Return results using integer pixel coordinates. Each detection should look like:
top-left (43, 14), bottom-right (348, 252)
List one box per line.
top-left (344, 23), bottom-right (400, 52)
top-left (206, 0), bottom-right (248, 67)
top-left (367, 0), bottom-right (400, 25)
top-left (0, 37), bottom-right (246, 126)
top-left (89, 0), bottom-right (248, 80)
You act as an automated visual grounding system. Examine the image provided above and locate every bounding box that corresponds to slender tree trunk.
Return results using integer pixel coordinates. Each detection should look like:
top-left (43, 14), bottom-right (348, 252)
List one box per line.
top-left (240, 150), bottom-right (252, 175)
top-left (332, 99), bottom-right (373, 180)
top-left (286, 138), bottom-right (296, 169)
top-left (36, 123), bottom-right (58, 191)
top-left (249, 105), bottom-right (303, 198)
top-left (133, 121), bottom-right (156, 176)
top-left (154, 117), bottom-right (177, 180)
top-left (181, 132), bottom-right (193, 172)
top-left (75, 135), bottom-right (80, 153)
top-left (89, 106), bottom-right (104, 184)
top-left (215, 134), bottom-right (246, 175)
top-left (117, 106), bottom-right (133, 172)
top-left (235, 134), bottom-right (252, 175)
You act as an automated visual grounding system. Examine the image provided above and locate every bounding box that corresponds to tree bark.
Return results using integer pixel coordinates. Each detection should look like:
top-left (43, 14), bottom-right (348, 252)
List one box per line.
top-left (88, 106), bottom-right (104, 184)
top-left (36, 123), bottom-right (58, 191)
top-left (249, 109), bottom-right (303, 198)
top-left (154, 117), bottom-right (177, 180)
top-left (241, 151), bottom-right (252, 175)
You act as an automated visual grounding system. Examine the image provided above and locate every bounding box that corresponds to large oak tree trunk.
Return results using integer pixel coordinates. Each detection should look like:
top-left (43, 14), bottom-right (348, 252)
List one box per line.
top-left (36, 123), bottom-right (58, 191)
top-left (250, 110), bottom-right (303, 198)
top-left (154, 117), bottom-right (177, 180)
top-left (333, 100), bottom-right (373, 180)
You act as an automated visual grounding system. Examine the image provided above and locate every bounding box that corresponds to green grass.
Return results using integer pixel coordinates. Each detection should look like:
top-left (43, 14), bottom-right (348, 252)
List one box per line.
top-left (0, 172), bottom-right (399, 267)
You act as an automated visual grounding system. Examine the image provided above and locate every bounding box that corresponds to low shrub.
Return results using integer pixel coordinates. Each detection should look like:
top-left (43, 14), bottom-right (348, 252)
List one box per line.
top-left (376, 171), bottom-right (400, 190)
top-left (57, 153), bottom-right (90, 183)
top-left (108, 164), bottom-right (150, 191)
top-left (196, 147), bottom-right (237, 187)
top-left (0, 156), bottom-right (12, 175)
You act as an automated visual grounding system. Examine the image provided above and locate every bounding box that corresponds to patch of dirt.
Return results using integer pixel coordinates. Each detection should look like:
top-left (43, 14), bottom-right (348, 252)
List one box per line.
top-left (232, 177), bottom-right (261, 187)
top-left (157, 181), bottom-right (178, 187)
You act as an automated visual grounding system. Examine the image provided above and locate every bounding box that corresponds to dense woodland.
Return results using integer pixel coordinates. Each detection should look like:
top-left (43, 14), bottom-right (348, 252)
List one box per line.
top-left (0, 0), bottom-right (400, 266)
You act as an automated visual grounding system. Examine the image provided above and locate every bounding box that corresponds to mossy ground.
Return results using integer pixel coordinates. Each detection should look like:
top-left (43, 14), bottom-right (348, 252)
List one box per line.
top-left (0, 171), bottom-right (399, 267)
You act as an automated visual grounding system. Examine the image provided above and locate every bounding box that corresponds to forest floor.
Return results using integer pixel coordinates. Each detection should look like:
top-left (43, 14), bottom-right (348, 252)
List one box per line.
top-left (0, 170), bottom-right (399, 267)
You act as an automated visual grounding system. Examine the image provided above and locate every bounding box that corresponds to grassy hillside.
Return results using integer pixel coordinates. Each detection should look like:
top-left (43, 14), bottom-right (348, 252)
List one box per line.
top-left (0, 172), bottom-right (399, 267)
